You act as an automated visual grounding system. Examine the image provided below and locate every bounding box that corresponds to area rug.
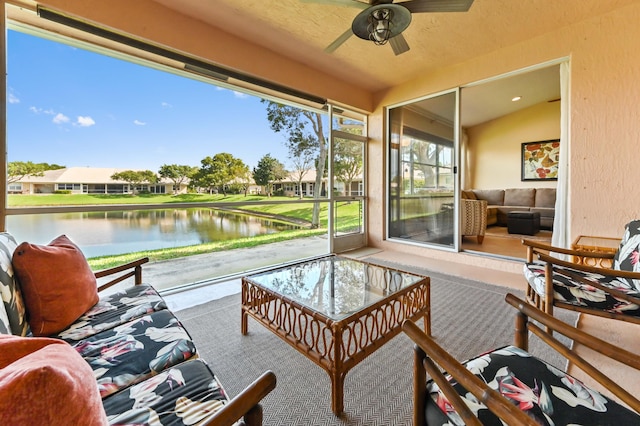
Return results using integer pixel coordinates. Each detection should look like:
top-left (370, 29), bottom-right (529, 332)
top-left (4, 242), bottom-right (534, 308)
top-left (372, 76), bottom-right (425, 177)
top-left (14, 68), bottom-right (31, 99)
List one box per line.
top-left (175, 267), bottom-right (576, 426)
top-left (485, 225), bottom-right (553, 242)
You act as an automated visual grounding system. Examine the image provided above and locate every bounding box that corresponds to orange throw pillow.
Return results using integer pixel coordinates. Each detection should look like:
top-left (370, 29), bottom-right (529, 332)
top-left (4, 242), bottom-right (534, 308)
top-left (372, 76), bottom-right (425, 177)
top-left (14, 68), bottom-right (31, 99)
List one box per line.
top-left (0, 335), bottom-right (108, 425)
top-left (12, 235), bottom-right (99, 336)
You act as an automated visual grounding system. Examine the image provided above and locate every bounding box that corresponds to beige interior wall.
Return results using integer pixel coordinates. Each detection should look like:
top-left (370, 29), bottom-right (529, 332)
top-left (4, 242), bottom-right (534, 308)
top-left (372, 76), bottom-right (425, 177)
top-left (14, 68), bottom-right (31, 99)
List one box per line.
top-left (366, 2), bottom-right (640, 270)
top-left (465, 101), bottom-right (560, 189)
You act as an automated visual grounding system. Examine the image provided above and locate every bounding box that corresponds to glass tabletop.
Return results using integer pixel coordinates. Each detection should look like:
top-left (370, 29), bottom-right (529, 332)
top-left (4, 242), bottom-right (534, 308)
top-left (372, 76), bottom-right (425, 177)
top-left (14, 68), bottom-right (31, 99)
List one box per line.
top-left (244, 255), bottom-right (427, 320)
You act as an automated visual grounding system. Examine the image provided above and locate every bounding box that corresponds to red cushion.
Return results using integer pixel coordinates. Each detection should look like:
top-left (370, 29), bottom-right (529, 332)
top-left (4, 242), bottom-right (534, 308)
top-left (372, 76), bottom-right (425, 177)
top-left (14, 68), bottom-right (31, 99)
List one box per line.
top-left (12, 235), bottom-right (98, 336)
top-left (0, 335), bottom-right (108, 425)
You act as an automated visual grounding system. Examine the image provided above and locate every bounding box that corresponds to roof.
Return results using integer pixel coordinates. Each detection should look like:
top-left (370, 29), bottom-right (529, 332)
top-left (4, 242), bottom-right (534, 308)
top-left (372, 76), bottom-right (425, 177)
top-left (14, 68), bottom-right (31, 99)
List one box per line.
top-left (18, 167), bottom-right (175, 185)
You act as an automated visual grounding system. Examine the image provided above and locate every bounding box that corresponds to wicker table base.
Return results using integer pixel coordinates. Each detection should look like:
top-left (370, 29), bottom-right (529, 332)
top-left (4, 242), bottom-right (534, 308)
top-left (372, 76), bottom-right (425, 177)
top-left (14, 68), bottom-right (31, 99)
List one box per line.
top-left (241, 257), bottom-right (430, 416)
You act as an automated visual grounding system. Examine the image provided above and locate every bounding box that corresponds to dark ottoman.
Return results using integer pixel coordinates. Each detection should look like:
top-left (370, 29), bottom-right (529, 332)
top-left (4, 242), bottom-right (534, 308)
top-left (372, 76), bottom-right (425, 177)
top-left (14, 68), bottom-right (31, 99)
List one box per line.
top-left (507, 211), bottom-right (540, 235)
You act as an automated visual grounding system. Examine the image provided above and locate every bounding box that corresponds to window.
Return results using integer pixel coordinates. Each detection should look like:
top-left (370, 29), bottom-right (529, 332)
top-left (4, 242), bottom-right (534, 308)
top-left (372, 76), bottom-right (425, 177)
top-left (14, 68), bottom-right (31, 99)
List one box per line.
top-left (56, 183), bottom-right (81, 191)
top-left (8, 183), bottom-right (22, 193)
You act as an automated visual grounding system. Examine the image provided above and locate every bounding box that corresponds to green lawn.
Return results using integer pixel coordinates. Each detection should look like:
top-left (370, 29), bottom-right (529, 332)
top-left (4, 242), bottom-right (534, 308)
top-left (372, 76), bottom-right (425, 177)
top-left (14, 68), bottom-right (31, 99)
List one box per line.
top-left (9, 193), bottom-right (362, 269)
top-left (8, 193), bottom-right (282, 206)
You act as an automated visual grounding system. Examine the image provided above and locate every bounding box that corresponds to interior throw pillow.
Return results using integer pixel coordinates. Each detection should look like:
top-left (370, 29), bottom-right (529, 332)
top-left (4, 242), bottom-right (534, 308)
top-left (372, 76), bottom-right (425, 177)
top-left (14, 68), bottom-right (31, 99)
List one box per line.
top-left (12, 235), bottom-right (99, 336)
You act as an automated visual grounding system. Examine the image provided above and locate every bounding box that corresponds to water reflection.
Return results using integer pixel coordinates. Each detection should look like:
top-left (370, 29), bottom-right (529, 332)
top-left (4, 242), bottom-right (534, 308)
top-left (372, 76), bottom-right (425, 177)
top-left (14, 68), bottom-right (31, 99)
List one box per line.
top-left (7, 208), bottom-right (299, 258)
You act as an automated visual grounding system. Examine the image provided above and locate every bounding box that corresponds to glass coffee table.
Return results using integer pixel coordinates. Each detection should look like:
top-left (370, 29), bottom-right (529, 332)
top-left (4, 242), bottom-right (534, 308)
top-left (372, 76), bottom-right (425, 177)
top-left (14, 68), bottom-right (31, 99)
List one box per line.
top-left (241, 255), bottom-right (430, 415)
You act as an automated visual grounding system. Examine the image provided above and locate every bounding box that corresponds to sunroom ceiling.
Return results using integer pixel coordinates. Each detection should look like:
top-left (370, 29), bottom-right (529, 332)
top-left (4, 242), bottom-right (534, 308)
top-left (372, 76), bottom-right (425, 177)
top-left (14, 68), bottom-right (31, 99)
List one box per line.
top-left (151, 0), bottom-right (637, 93)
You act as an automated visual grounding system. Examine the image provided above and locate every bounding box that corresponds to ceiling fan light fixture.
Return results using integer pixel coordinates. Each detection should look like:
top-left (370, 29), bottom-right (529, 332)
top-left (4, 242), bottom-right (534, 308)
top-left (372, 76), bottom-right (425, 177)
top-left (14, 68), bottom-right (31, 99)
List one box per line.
top-left (352, 4), bottom-right (411, 46)
top-left (368, 8), bottom-right (393, 45)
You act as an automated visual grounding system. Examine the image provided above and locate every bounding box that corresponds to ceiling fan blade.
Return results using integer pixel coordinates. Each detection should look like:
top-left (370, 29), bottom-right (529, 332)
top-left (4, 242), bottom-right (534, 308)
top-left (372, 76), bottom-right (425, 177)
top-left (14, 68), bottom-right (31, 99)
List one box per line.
top-left (300, 0), bottom-right (370, 9)
top-left (400, 0), bottom-right (474, 13)
top-left (325, 28), bottom-right (354, 53)
top-left (390, 33), bottom-right (410, 55)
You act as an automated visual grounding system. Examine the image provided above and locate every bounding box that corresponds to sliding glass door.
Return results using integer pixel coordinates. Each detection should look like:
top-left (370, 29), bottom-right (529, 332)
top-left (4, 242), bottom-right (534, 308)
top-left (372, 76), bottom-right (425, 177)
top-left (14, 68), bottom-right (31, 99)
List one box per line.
top-left (387, 90), bottom-right (459, 250)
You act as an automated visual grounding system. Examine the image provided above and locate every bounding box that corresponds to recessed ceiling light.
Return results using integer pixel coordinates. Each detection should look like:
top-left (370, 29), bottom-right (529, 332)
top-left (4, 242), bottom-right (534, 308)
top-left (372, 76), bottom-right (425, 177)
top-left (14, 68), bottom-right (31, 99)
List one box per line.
top-left (512, 96), bottom-right (522, 102)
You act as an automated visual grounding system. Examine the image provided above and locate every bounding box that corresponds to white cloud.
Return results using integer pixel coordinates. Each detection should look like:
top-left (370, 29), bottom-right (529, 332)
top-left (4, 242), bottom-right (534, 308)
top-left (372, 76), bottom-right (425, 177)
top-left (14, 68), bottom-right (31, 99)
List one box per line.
top-left (52, 113), bottom-right (70, 124)
top-left (30, 107), bottom-right (56, 115)
top-left (161, 102), bottom-right (172, 108)
top-left (8, 93), bottom-right (19, 104)
top-left (76, 116), bottom-right (96, 127)
top-left (233, 91), bottom-right (249, 99)
top-left (134, 120), bottom-right (146, 126)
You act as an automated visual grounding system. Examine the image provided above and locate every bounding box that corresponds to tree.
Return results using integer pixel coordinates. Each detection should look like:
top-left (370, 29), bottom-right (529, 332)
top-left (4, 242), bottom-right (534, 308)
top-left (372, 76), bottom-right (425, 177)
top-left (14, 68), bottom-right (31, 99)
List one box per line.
top-left (193, 153), bottom-right (247, 196)
top-left (252, 154), bottom-right (287, 197)
top-left (334, 138), bottom-right (363, 196)
top-left (158, 164), bottom-right (197, 195)
top-left (8, 161), bottom-right (65, 184)
top-left (111, 170), bottom-right (158, 194)
top-left (264, 101), bottom-right (327, 227)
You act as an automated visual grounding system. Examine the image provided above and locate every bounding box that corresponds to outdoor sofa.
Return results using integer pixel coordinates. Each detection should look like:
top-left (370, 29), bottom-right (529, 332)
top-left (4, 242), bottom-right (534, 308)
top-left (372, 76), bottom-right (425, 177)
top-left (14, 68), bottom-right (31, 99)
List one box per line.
top-left (0, 232), bottom-right (275, 425)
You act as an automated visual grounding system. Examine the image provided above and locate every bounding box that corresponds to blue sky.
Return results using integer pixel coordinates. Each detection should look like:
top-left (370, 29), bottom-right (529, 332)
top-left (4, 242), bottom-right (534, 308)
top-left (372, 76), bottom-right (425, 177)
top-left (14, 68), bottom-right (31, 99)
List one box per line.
top-left (6, 29), bottom-right (291, 171)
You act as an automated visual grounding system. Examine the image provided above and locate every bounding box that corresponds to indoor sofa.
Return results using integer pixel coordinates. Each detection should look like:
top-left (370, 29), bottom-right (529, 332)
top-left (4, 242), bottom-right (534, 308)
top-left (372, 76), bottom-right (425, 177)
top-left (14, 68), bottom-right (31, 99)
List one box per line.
top-left (462, 188), bottom-right (556, 230)
top-left (0, 232), bottom-right (276, 426)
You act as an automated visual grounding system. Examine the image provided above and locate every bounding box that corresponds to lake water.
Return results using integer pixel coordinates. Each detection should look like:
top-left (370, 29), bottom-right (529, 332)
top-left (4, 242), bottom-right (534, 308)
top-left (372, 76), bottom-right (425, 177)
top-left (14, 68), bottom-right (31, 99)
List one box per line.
top-left (7, 208), bottom-right (300, 258)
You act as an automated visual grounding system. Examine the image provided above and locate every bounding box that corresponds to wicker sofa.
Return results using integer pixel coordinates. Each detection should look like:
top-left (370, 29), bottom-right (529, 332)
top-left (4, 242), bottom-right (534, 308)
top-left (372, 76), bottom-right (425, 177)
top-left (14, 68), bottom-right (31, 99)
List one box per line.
top-left (462, 188), bottom-right (556, 230)
top-left (0, 232), bottom-right (275, 426)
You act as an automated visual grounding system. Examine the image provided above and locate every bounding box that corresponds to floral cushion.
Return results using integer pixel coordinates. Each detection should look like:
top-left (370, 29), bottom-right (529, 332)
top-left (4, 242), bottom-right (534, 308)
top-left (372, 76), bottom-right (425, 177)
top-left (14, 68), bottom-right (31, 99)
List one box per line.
top-left (0, 300), bottom-right (10, 335)
top-left (524, 261), bottom-right (640, 317)
top-left (52, 284), bottom-right (167, 342)
top-left (73, 309), bottom-right (197, 399)
top-left (613, 220), bottom-right (640, 289)
top-left (102, 359), bottom-right (230, 426)
top-left (425, 346), bottom-right (640, 426)
top-left (0, 232), bottom-right (28, 336)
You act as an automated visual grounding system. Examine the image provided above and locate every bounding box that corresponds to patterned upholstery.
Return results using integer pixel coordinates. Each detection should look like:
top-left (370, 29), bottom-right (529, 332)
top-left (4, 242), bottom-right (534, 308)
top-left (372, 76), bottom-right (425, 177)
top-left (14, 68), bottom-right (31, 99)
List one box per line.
top-left (461, 198), bottom-right (487, 243)
top-left (0, 232), bottom-right (29, 336)
top-left (102, 359), bottom-right (230, 426)
top-left (425, 346), bottom-right (640, 426)
top-left (524, 262), bottom-right (640, 317)
top-left (73, 309), bottom-right (197, 399)
top-left (524, 220), bottom-right (640, 318)
top-left (53, 284), bottom-right (167, 342)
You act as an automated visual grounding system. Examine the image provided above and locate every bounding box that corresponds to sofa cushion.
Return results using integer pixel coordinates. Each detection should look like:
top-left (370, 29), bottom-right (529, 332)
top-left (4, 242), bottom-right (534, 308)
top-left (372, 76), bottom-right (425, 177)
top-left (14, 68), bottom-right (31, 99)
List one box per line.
top-left (461, 190), bottom-right (477, 200)
top-left (425, 345), bottom-right (640, 426)
top-left (73, 309), bottom-right (197, 398)
top-left (523, 261), bottom-right (640, 317)
top-left (613, 219), bottom-right (640, 275)
top-left (102, 359), bottom-right (229, 425)
top-left (0, 232), bottom-right (28, 336)
top-left (503, 188), bottom-right (535, 207)
top-left (472, 189), bottom-right (504, 206)
top-left (534, 188), bottom-right (556, 208)
top-left (12, 235), bottom-right (99, 336)
top-left (0, 335), bottom-right (108, 426)
top-left (52, 283), bottom-right (167, 343)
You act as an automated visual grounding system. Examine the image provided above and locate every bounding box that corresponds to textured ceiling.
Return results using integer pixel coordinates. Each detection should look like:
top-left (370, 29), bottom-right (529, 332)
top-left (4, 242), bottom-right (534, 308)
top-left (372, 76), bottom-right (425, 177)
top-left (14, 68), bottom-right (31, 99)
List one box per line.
top-left (152, 0), bottom-right (637, 93)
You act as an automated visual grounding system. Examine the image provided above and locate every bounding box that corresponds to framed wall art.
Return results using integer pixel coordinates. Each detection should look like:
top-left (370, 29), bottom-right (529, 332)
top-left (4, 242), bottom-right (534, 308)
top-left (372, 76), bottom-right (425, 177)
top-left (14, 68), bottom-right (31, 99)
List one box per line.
top-left (521, 139), bottom-right (560, 181)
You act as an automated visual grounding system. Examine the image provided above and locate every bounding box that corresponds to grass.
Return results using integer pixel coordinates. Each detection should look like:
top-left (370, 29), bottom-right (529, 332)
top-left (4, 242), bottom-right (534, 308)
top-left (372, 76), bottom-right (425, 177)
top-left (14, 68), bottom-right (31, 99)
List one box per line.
top-left (7, 193), bottom-right (284, 206)
top-left (10, 193), bottom-right (361, 269)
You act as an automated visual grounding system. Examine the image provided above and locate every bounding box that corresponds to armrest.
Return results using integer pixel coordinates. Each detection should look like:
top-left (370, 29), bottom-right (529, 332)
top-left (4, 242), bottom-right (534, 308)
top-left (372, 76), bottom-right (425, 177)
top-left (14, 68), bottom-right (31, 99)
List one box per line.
top-left (522, 238), bottom-right (615, 263)
top-left (402, 319), bottom-right (538, 426)
top-left (402, 294), bottom-right (640, 425)
top-left (536, 251), bottom-right (638, 278)
top-left (504, 294), bottom-right (640, 412)
top-left (202, 370), bottom-right (277, 426)
top-left (95, 257), bottom-right (149, 292)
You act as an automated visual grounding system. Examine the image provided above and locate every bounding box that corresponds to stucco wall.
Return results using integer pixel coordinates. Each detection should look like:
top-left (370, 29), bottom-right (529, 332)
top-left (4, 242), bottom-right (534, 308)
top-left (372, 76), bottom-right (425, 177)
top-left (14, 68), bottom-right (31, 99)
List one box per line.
top-left (366, 2), bottom-right (640, 271)
top-left (466, 101), bottom-right (560, 189)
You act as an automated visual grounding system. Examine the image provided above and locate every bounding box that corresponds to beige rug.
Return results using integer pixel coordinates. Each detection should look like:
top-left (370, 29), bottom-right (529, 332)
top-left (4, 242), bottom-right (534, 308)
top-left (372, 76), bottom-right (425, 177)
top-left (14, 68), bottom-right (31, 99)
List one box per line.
top-left (485, 225), bottom-right (552, 242)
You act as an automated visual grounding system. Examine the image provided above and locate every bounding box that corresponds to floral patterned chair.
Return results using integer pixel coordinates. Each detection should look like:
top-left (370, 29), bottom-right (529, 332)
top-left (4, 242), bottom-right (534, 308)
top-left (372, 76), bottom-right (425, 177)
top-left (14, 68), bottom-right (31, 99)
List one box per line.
top-left (402, 293), bottom-right (640, 425)
top-left (522, 220), bottom-right (640, 323)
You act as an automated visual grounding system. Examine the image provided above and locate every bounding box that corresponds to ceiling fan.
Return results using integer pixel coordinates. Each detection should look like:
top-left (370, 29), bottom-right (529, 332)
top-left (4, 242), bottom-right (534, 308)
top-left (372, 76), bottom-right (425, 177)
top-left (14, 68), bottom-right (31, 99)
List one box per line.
top-left (303, 0), bottom-right (474, 55)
